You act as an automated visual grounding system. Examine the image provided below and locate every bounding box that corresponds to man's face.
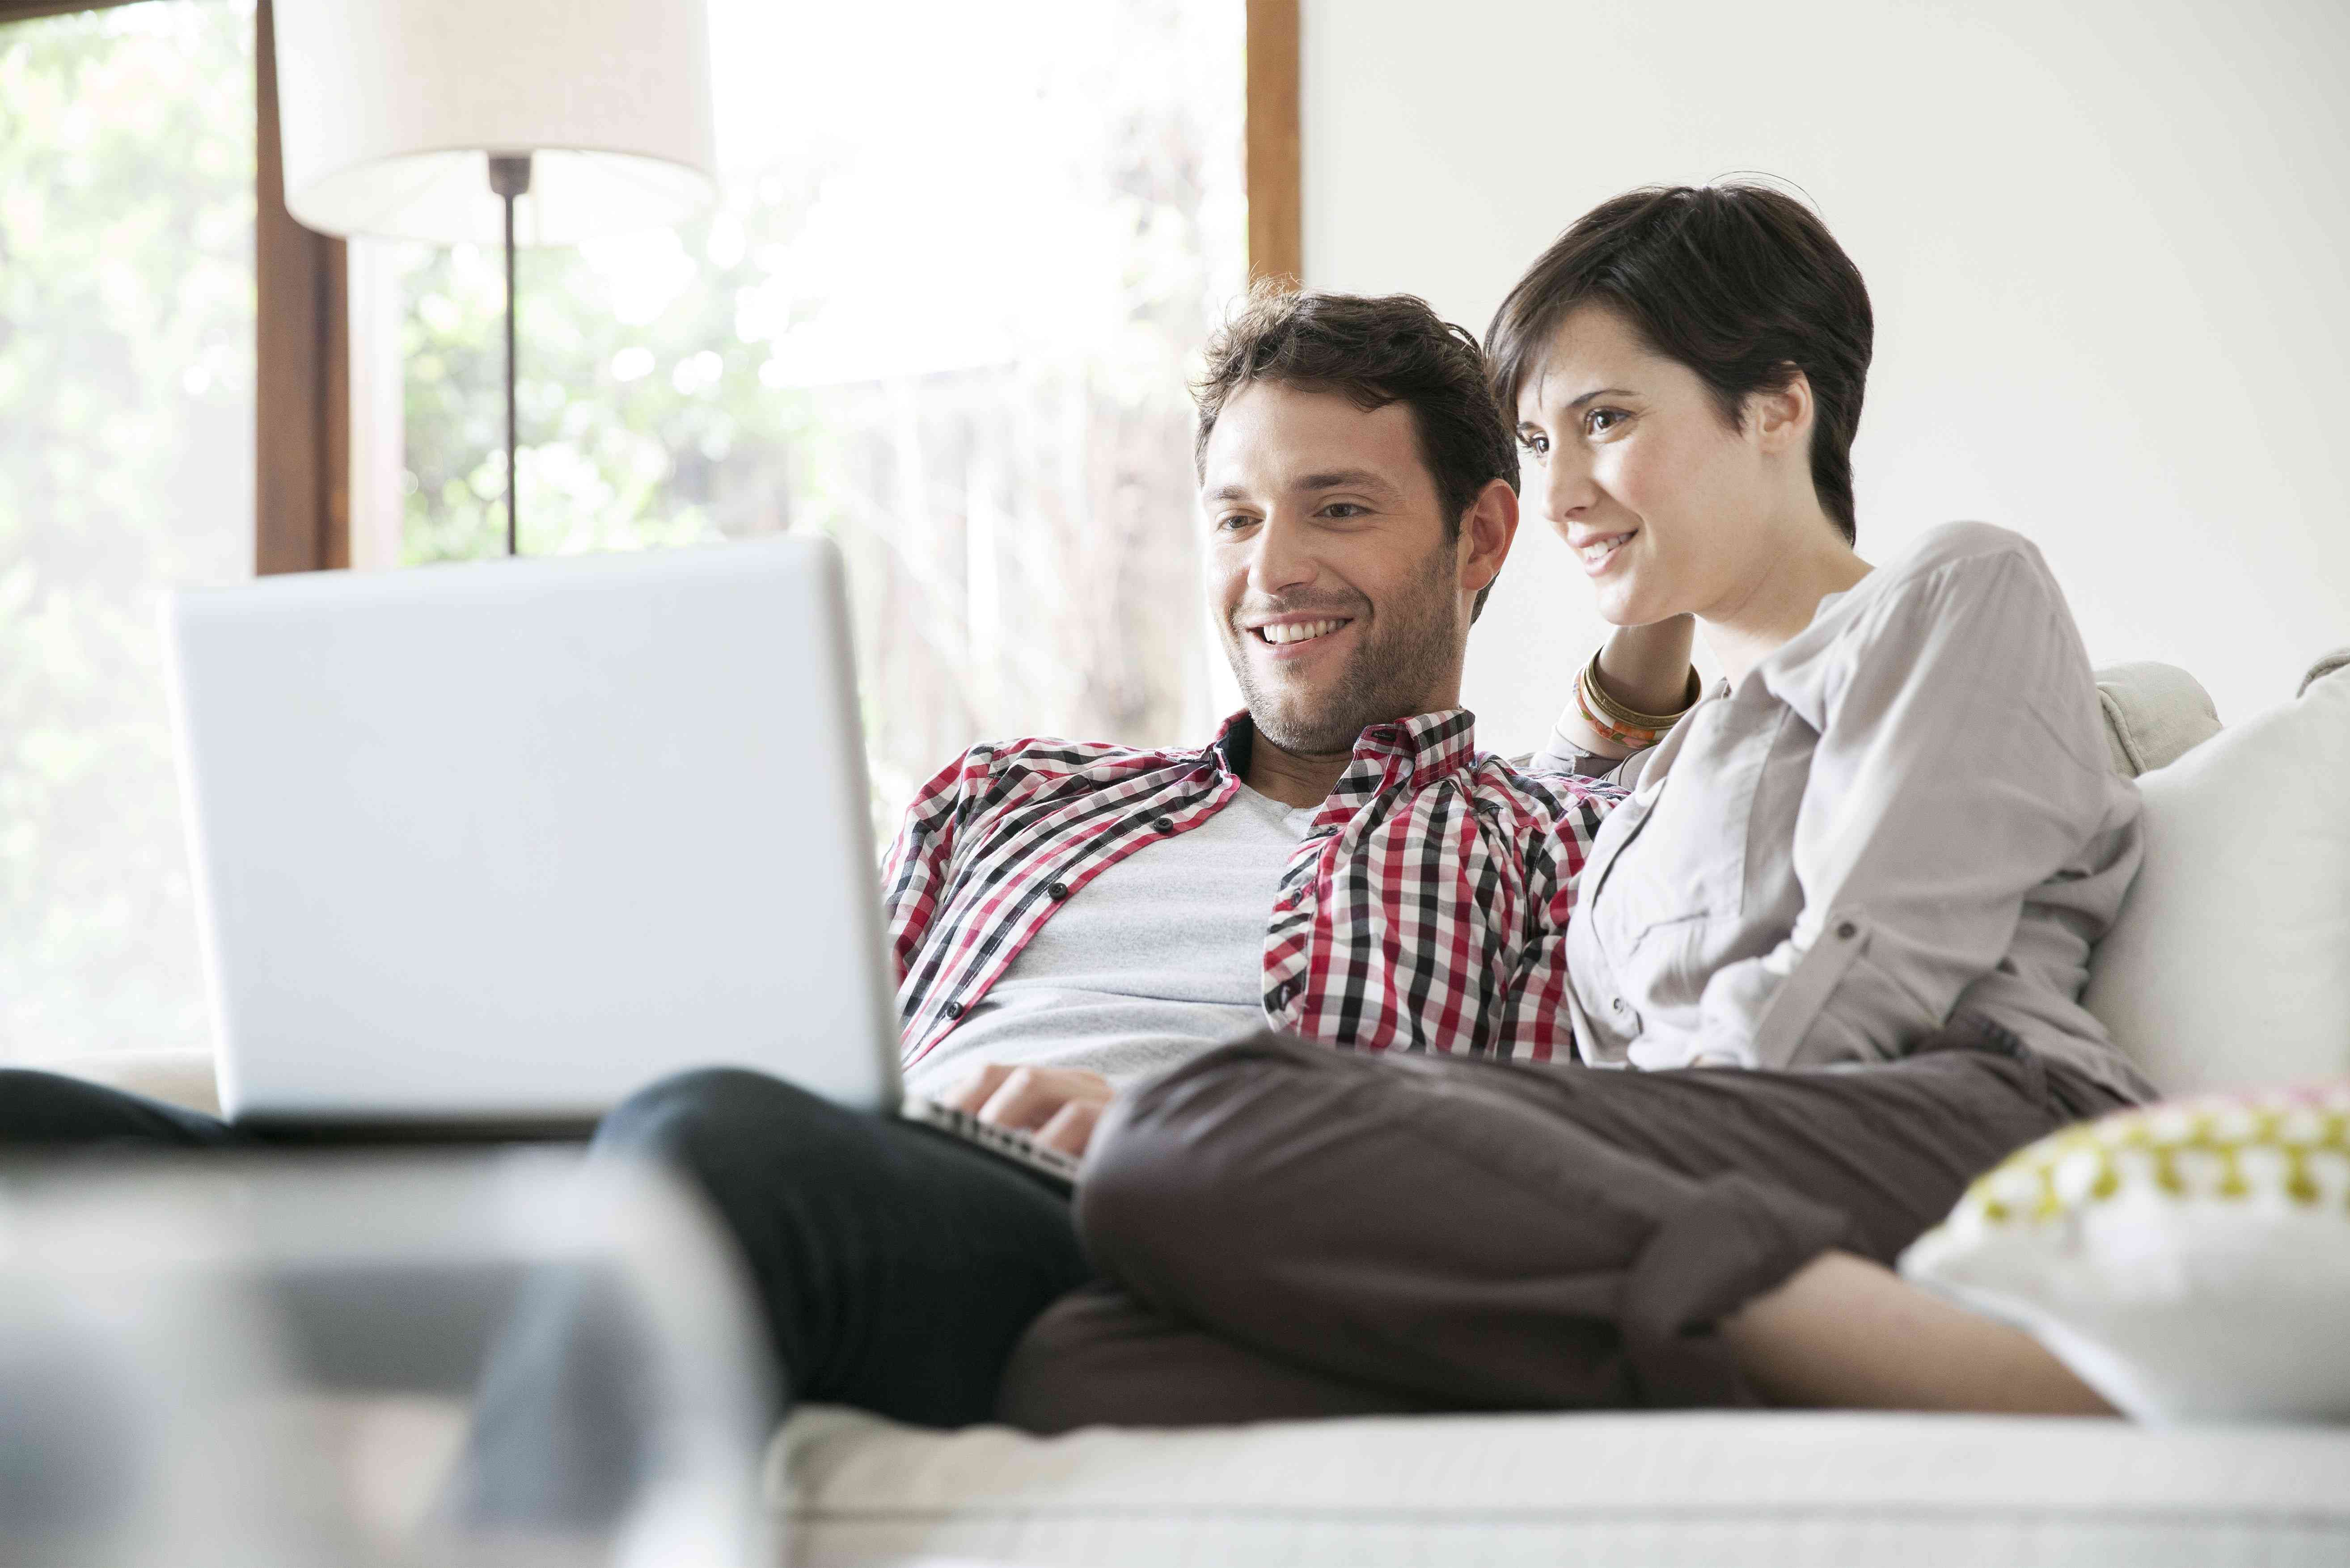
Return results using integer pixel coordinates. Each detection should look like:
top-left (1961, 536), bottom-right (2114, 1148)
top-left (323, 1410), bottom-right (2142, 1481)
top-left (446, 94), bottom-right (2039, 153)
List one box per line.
top-left (1201, 382), bottom-right (1473, 757)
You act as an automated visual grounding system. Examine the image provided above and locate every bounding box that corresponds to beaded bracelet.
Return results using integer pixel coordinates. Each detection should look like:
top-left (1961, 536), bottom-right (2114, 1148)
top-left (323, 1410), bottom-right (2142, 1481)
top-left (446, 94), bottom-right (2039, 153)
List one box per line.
top-left (1574, 648), bottom-right (1701, 750)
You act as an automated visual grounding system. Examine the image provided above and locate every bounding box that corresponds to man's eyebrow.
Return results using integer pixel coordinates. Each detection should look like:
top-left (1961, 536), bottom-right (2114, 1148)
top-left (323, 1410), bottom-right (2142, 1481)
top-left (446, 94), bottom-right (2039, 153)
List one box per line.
top-left (1203, 469), bottom-right (1403, 504)
top-left (1293, 468), bottom-right (1400, 496)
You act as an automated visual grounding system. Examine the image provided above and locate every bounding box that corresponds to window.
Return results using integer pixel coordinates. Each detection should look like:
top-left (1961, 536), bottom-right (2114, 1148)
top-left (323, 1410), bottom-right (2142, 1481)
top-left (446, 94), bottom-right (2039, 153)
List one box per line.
top-left (0, 0), bottom-right (254, 1064)
top-left (355, 0), bottom-right (1247, 824)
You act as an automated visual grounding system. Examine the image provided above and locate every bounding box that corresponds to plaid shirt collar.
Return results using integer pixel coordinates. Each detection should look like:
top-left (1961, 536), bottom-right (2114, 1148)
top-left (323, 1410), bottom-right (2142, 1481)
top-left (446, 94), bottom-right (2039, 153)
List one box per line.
top-left (1205, 706), bottom-right (1484, 807)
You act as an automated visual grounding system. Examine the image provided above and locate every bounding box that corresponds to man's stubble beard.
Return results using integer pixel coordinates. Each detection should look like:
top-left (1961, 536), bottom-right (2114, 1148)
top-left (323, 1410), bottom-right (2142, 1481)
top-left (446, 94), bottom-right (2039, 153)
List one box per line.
top-left (1224, 535), bottom-right (1466, 758)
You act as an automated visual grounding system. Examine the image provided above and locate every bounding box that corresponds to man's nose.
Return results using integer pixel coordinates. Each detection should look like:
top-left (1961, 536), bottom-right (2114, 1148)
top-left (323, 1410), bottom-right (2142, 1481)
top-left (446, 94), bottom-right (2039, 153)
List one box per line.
top-left (1246, 513), bottom-right (1317, 597)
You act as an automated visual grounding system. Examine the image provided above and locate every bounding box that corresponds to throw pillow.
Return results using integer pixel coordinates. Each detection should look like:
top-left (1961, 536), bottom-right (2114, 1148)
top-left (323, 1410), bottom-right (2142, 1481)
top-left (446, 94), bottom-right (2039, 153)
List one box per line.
top-left (2081, 662), bottom-right (2350, 1093)
top-left (1899, 1081), bottom-right (2350, 1422)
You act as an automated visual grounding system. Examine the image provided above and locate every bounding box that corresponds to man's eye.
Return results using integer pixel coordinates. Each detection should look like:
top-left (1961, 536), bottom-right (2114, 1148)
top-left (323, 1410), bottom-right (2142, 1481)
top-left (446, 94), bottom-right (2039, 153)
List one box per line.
top-left (1216, 513), bottom-right (1259, 533)
top-left (1584, 408), bottom-right (1627, 437)
top-left (1320, 503), bottom-right (1369, 520)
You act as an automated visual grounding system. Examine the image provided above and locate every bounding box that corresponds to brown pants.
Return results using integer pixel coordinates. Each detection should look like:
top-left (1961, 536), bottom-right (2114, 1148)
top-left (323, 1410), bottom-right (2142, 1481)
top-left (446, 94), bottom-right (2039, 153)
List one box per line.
top-left (997, 1026), bottom-right (2127, 1432)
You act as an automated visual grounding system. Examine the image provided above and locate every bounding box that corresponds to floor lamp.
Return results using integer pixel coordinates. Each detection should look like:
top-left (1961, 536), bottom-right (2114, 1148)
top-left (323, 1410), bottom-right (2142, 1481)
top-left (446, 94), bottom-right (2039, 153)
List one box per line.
top-left (270, 0), bottom-right (718, 557)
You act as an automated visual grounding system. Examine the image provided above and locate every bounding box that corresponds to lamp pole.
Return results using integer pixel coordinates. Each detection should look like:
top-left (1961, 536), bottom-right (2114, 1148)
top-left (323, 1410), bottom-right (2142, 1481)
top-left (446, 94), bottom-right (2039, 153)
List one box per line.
top-left (488, 152), bottom-right (532, 556)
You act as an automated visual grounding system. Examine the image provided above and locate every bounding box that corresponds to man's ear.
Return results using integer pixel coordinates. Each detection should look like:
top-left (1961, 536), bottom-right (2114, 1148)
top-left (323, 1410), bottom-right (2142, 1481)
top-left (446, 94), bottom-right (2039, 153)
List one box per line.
top-left (1460, 476), bottom-right (1518, 597)
top-left (1749, 368), bottom-right (1816, 454)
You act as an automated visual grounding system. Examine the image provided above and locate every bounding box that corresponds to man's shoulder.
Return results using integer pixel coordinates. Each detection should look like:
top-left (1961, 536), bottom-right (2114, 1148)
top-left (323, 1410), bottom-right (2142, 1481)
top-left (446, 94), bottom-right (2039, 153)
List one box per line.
top-left (1467, 750), bottom-right (1626, 837)
top-left (930, 732), bottom-right (1207, 792)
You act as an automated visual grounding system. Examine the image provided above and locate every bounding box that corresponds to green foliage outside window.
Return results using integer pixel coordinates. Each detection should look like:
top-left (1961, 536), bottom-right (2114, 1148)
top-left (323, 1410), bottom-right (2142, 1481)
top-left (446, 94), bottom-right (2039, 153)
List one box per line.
top-left (0, 0), bottom-right (253, 1062)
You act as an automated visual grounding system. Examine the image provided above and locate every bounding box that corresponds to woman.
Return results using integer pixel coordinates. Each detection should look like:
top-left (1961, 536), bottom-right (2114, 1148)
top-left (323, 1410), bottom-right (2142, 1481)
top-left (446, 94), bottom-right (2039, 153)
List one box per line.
top-left (998, 184), bottom-right (2153, 1427)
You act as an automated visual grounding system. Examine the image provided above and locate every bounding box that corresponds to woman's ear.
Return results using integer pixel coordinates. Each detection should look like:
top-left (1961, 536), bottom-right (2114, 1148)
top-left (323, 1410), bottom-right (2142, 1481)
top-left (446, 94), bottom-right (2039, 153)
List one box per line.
top-left (1749, 368), bottom-right (1816, 454)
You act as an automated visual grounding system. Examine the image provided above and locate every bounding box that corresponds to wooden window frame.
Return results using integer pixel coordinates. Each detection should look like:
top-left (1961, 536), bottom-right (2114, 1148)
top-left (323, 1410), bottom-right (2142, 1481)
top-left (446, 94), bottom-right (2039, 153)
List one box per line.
top-left (12, 0), bottom-right (1293, 571)
top-left (1246, 0), bottom-right (1302, 284)
top-left (253, 0), bottom-right (347, 574)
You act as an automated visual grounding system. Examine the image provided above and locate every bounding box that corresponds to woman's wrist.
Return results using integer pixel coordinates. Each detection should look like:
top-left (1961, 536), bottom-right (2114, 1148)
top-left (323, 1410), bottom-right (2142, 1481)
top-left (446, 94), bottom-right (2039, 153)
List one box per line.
top-left (1554, 618), bottom-right (1701, 762)
top-left (1575, 647), bottom-right (1701, 752)
top-left (1594, 615), bottom-right (1698, 717)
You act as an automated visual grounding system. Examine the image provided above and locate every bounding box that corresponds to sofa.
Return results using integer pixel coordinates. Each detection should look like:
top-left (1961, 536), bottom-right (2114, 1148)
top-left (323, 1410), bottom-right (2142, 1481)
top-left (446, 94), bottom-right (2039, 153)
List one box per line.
top-left (49, 653), bottom-right (2350, 1565)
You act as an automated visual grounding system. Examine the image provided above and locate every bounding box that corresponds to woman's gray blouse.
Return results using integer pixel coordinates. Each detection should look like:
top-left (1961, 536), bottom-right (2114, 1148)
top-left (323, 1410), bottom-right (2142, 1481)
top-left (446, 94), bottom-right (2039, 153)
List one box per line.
top-left (1532, 522), bottom-right (2156, 1106)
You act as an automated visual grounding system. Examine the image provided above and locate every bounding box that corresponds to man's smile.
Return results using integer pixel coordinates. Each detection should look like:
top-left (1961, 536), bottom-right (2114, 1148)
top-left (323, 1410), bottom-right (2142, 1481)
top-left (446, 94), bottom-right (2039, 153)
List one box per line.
top-left (1242, 614), bottom-right (1357, 661)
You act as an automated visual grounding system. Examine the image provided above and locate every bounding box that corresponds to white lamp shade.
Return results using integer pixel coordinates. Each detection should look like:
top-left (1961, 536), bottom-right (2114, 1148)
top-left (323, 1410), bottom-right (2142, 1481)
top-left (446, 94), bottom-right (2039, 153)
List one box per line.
top-left (273, 0), bottom-right (718, 245)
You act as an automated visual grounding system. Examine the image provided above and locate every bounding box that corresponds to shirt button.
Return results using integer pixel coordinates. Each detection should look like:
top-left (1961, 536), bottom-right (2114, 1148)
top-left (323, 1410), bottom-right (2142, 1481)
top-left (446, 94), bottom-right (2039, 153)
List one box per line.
top-left (1153, 816), bottom-right (1176, 834)
top-left (1835, 921), bottom-right (1858, 940)
top-left (1048, 881), bottom-right (1070, 900)
top-left (943, 1000), bottom-right (964, 1020)
top-left (1610, 997), bottom-right (1627, 1014)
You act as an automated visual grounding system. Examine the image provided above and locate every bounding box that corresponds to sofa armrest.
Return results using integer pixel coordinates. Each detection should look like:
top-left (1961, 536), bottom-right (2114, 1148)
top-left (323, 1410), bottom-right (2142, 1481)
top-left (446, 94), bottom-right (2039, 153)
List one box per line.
top-left (2092, 662), bottom-right (2221, 777)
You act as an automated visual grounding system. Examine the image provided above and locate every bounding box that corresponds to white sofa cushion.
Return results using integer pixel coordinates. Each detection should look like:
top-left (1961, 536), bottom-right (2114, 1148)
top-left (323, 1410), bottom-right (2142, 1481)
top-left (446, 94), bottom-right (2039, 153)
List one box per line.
top-left (773, 1404), bottom-right (2350, 1567)
top-left (2083, 664), bottom-right (2350, 1092)
top-left (1900, 1080), bottom-right (2350, 1422)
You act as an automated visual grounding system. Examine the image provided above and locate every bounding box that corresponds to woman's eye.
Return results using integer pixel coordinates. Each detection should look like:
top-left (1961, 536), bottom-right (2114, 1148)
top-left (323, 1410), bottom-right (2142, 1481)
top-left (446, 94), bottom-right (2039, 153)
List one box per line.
top-left (1584, 408), bottom-right (1627, 437)
top-left (1520, 433), bottom-right (1550, 459)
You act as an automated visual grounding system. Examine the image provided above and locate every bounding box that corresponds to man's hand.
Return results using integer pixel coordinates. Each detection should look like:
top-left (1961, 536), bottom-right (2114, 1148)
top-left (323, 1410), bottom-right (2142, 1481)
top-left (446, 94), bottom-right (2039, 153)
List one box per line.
top-left (942, 1064), bottom-right (1115, 1158)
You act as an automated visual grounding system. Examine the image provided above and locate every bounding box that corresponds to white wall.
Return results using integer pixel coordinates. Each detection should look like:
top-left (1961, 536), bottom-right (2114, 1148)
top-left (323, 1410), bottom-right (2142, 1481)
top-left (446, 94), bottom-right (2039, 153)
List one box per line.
top-left (1301, 0), bottom-right (2350, 752)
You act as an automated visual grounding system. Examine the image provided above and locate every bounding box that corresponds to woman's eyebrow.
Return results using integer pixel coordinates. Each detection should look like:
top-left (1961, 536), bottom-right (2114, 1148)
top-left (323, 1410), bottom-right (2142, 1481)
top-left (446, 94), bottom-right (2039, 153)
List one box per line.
top-left (1564, 386), bottom-right (1635, 410)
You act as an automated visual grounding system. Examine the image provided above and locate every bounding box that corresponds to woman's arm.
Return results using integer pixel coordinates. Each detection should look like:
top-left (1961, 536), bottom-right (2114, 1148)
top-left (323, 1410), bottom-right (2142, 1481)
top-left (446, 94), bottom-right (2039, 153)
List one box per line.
top-left (1551, 614), bottom-right (1699, 761)
top-left (1526, 615), bottom-right (1699, 785)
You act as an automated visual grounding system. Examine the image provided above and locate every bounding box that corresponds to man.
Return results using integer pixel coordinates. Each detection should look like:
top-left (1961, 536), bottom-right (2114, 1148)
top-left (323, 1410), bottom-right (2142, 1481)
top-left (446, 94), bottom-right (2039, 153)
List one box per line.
top-left (452, 283), bottom-right (1627, 1514)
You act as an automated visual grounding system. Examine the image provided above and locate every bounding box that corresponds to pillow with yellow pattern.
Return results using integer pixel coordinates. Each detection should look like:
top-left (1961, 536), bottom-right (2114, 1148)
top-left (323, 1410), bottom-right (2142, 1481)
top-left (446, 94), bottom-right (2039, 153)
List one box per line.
top-left (1898, 1081), bottom-right (2350, 1422)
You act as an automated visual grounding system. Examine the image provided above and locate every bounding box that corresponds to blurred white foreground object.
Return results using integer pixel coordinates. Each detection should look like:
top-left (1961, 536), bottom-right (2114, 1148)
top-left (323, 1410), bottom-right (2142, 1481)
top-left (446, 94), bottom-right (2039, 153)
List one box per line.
top-left (0, 1152), bottom-right (774, 1567)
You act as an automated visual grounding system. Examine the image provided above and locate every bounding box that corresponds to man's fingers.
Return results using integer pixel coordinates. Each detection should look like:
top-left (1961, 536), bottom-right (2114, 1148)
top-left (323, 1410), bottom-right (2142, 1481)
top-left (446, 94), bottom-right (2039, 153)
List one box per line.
top-left (941, 1062), bottom-right (1016, 1114)
top-left (978, 1068), bottom-right (1070, 1132)
top-left (1036, 1099), bottom-right (1103, 1158)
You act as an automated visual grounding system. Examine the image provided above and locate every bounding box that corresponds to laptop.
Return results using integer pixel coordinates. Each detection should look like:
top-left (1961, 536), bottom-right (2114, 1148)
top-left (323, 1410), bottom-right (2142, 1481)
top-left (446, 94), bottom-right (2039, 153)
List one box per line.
top-left (163, 537), bottom-right (908, 1135)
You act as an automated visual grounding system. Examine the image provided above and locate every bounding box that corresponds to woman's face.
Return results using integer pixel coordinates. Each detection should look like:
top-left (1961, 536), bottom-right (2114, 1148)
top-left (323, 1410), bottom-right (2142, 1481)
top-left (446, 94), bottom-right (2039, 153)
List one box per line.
top-left (1513, 305), bottom-right (1776, 628)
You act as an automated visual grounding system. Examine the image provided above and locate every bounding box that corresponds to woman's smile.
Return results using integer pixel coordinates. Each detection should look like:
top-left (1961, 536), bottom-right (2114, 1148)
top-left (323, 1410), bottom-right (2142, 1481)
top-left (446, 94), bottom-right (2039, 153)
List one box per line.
top-left (1571, 528), bottom-right (1636, 577)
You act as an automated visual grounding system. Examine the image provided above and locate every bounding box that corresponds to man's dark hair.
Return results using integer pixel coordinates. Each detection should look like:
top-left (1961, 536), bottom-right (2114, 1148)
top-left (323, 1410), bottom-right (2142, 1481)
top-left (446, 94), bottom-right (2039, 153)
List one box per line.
top-left (1193, 283), bottom-right (1517, 620)
top-left (1486, 183), bottom-right (1873, 544)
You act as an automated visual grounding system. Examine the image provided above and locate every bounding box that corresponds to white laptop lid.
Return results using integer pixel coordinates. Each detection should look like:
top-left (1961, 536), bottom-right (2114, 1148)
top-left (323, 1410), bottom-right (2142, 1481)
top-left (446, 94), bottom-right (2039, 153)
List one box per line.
top-left (163, 536), bottom-right (902, 1122)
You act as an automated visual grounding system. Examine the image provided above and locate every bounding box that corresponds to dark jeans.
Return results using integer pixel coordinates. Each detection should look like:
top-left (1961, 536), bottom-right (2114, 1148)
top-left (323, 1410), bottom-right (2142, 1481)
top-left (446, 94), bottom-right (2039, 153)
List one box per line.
top-left (0, 1069), bottom-right (242, 1147)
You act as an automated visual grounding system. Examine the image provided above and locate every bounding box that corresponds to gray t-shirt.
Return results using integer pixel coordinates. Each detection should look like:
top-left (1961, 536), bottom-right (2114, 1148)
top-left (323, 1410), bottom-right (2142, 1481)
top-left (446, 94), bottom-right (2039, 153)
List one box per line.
top-left (900, 784), bottom-right (1317, 1099)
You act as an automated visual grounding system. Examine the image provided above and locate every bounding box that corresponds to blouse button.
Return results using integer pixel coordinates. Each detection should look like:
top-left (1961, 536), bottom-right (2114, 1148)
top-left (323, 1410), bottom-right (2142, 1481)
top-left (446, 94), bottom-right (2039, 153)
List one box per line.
top-left (1835, 921), bottom-right (1858, 940)
top-left (1153, 816), bottom-right (1176, 834)
top-left (1048, 881), bottom-right (1070, 900)
top-left (943, 1000), bottom-right (965, 1020)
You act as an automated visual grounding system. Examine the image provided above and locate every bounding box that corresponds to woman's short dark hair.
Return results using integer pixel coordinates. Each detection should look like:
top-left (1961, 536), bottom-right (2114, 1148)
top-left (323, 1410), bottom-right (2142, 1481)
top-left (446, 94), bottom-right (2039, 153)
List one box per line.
top-left (1194, 282), bottom-right (1517, 619)
top-left (1486, 183), bottom-right (1873, 544)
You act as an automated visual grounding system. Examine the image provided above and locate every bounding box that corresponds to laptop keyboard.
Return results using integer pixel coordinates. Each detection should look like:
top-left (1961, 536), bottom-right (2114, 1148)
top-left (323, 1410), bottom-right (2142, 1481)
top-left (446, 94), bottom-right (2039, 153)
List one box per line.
top-left (898, 1096), bottom-right (1084, 1191)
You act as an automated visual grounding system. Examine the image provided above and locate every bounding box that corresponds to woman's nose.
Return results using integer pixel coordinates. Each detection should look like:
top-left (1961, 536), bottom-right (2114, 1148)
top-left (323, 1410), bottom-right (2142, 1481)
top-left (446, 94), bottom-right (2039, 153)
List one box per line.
top-left (1542, 451), bottom-right (1598, 523)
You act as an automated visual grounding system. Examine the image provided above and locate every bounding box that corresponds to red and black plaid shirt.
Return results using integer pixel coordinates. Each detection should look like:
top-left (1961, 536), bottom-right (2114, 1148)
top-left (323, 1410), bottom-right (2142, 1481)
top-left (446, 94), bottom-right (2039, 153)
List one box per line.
top-left (883, 709), bottom-right (1622, 1069)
